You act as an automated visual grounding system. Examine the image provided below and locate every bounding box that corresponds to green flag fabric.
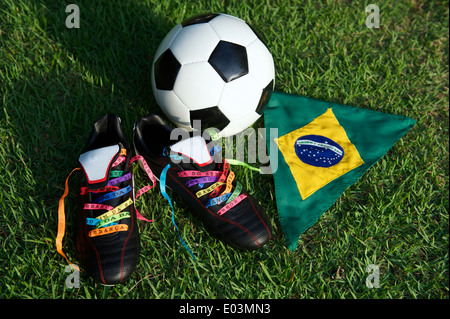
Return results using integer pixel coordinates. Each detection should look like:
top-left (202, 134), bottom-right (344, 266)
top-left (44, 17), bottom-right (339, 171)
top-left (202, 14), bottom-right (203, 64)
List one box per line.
top-left (264, 91), bottom-right (416, 251)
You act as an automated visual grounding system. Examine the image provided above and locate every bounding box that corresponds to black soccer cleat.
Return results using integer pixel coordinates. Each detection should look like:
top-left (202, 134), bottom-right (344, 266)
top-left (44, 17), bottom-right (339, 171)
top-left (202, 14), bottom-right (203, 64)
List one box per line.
top-left (75, 114), bottom-right (140, 285)
top-left (133, 114), bottom-right (272, 250)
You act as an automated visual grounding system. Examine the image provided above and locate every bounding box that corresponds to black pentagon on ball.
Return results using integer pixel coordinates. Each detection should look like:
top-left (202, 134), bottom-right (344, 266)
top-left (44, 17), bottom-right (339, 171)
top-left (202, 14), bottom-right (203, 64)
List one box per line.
top-left (154, 49), bottom-right (181, 90)
top-left (181, 13), bottom-right (219, 27)
top-left (190, 106), bottom-right (230, 131)
top-left (208, 41), bottom-right (248, 83)
top-left (255, 80), bottom-right (274, 115)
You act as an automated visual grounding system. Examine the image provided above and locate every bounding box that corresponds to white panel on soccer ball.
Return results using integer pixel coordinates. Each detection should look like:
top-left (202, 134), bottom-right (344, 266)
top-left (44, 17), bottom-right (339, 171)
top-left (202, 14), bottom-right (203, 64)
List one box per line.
top-left (174, 62), bottom-right (225, 110)
top-left (155, 90), bottom-right (191, 129)
top-left (246, 39), bottom-right (275, 88)
top-left (218, 75), bottom-right (262, 121)
top-left (154, 23), bottom-right (183, 61)
top-left (219, 111), bottom-right (260, 137)
top-left (208, 14), bottom-right (257, 46)
top-left (170, 24), bottom-right (220, 64)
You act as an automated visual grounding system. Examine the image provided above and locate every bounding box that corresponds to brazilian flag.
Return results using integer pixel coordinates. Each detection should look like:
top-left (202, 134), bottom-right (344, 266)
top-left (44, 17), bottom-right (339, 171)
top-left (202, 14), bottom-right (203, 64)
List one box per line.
top-left (264, 91), bottom-right (416, 251)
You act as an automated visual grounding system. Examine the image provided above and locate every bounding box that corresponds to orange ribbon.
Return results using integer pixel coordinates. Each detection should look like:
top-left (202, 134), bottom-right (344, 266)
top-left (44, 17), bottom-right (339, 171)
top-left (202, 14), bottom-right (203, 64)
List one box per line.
top-left (56, 167), bottom-right (81, 271)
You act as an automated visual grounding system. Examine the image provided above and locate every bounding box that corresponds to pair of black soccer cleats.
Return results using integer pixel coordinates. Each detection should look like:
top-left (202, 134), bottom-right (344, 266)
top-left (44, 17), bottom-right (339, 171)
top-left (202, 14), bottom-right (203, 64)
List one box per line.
top-left (57, 114), bottom-right (272, 285)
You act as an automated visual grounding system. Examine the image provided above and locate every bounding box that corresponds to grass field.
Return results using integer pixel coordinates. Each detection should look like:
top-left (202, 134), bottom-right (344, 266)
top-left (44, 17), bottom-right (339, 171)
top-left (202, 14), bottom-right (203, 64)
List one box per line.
top-left (0, 0), bottom-right (448, 299)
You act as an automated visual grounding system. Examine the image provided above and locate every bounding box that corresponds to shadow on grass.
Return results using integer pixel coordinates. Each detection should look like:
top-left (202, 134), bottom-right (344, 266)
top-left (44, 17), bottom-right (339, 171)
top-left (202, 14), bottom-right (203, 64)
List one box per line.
top-left (5, 0), bottom-right (173, 185)
top-left (1, 0), bottom-right (174, 271)
top-left (43, 0), bottom-right (172, 115)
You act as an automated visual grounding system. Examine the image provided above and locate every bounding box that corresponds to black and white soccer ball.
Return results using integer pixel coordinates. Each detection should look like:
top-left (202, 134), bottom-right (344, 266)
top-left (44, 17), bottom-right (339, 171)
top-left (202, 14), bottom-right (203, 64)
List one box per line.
top-left (151, 13), bottom-right (275, 137)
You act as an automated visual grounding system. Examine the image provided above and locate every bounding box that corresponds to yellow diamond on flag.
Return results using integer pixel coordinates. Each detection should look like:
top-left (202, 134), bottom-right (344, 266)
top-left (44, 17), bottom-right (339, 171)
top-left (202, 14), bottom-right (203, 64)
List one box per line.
top-left (275, 108), bottom-right (364, 200)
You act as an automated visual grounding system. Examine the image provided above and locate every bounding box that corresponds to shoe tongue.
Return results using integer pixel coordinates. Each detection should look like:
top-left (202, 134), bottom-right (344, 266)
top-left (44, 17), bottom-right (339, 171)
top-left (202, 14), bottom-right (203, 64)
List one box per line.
top-left (78, 144), bottom-right (122, 189)
top-left (169, 135), bottom-right (219, 171)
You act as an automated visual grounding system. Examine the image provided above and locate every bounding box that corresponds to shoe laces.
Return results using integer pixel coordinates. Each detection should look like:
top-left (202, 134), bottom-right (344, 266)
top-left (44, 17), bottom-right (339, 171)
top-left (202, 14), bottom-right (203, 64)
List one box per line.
top-left (158, 149), bottom-right (249, 261)
top-left (171, 143), bottom-right (248, 215)
top-left (56, 149), bottom-right (156, 269)
top-left (176, 159), bottom-right (248, 215)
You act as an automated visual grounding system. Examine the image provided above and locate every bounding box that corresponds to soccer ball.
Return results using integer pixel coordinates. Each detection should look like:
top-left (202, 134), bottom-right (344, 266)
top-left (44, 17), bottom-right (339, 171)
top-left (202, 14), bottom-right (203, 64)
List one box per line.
top-left (151, 13), bottom-right (275, 137)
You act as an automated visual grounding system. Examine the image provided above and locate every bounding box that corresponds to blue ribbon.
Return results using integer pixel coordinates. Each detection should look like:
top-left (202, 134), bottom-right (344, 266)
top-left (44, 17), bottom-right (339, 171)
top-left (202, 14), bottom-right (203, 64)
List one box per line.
top-left (86, 218), bottom-right (117, 227)
top-left (160, 164), bottom-right (196, 261)
top-left (210, 144), bottom-right (221, 156)
top-left (205, 193), bottom-right (232, 208)
top-left (93, 185), bottom-right (132, 204)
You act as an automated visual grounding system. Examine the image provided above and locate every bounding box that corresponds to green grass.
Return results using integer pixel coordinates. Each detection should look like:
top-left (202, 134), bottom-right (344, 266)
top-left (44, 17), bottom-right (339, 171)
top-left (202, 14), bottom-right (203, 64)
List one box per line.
top-left (0, 0), bottom-right (448, 299)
